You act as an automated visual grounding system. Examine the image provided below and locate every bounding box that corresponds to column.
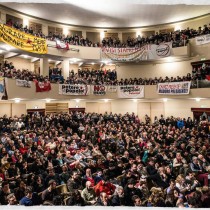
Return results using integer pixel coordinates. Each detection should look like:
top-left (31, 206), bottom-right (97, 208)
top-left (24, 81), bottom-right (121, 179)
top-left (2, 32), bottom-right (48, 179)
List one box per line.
top-left (30, 62), bottom-right (35, 72)
top-left (42, 24), bottom-right (48, 36)
top-left (1, 11), bottom-right (6, 24)
top-left (118, 32), bottom-right (122, 42)
top-left (61, 58), bottom-right (69, 80)
top-left (82, 30), bottom-right (86, 39)
top-left (23, 18), bottom-right (29, 27)
top-left (40, 58), bottom-right (49, 77)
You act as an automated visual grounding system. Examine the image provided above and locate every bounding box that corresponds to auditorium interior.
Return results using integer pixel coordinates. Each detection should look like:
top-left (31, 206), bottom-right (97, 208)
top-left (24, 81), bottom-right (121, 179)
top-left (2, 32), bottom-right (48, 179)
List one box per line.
top-left (0, 0), bottom-right (210, 208)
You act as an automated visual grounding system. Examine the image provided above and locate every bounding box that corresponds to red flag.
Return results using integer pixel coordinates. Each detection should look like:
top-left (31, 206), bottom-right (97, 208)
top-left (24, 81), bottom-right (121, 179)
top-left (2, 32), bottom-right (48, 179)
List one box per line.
top-left (206, 75), bottom-right (210, 81)
top-left (65, 43), bottom-right (69, 50)
top-left (35, 80), bottom-right (51, 92)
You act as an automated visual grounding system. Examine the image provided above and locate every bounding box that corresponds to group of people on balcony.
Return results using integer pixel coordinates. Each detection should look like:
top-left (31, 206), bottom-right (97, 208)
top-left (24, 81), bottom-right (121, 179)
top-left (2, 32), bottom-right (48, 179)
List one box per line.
top-left (1, 60), bottom-right (210, 88)
top-left (0, 112), bottom-right (210, 207)
top-left (5, 19), bottom-right (210, 48)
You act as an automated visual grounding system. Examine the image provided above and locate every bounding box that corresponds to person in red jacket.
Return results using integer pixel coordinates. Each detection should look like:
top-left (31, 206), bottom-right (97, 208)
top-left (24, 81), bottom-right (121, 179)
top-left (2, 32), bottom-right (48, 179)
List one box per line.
top-left (94, 177), bottom-right (116, 197)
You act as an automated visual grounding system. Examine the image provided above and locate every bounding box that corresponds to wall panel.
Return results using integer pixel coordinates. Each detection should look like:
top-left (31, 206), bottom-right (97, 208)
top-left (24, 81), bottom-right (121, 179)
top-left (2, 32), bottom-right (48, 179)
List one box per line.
top-left (12, 103), bottom-right (26, 117)
top-left (0, 103), bottom-right (11, 117)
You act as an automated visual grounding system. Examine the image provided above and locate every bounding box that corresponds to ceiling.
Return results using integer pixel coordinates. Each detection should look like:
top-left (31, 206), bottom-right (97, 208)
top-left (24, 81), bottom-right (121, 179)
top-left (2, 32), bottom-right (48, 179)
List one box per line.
top-left (1, 0), bottom-right (210, 28)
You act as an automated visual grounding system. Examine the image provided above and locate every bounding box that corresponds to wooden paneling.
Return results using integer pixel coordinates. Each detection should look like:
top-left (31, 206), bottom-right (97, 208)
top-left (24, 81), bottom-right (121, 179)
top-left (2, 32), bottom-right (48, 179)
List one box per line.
top-left (122, 32), bottom-right (136, 43)
top-left (159, 28), bottom-right (174, 34)
top-left (48, 26), bottom-right (63, 35)
top-left (46, 103), bottom-right (68, 114)
top-left (105, 33), bottom-right (118, 39)
top-left (141, 31), bottom-right (155, 37)
top-left (29, 21), bottom-right (42, 33)
top-left (70, 30), bottom-right (82, 37)
top-left (6, 14), bottom-right (23, 25)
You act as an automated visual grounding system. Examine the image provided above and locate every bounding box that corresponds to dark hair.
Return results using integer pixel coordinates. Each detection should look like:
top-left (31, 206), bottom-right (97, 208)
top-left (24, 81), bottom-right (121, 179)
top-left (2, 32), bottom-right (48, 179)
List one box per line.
top-left (2, 181), bottom-right (9, 188)
top-left (48, 179), bottom-right (56, 186)
top-left (25, 187), bottom-right (33, 195)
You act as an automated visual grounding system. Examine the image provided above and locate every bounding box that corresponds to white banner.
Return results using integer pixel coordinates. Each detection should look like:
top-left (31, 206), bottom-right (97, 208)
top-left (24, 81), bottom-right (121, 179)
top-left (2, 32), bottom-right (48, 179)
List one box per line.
top-left (117, 85), bottom-right (144, 98)
top-left (101, 47), bottom-right (147, 61)
top-left (0, 77), bottom-right (5, 99)
top-left (59, 84), bottom-right (90, 95)
top-left (107, 85), bottom-right (117, 92)
top-left (16, 79), bottom-right (31, 88)
top-left (148, 42), bottom-right (172, 59)
top-left (157, 81), bottom-right (191, 95)
top-left (195, 34), bottom-right (210, 45)
top-left (101, 42), bottom-right (172, 61)
top-left (91, 85), bottom-right (107, 95)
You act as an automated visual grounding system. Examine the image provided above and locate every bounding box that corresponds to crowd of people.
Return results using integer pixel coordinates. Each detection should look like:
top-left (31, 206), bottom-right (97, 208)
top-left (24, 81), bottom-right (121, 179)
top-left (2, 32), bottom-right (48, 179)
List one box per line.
top-left (2, 59), bottom-right (210, 89)
top-left (0, 60), bottom-right (207, 88)
top-left (0, 61), bottom-right (50, 83)
top-left (5, 19), bottom-right (210, 49)
top-left (0, 112), bottom-right (210, 207)
top-left (66, 69), bottom-right (195, 86)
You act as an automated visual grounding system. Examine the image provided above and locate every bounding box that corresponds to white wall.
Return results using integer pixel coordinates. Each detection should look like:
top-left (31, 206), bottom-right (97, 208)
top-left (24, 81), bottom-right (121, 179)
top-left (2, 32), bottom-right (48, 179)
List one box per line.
top-left (12, 103), bottom-right (26, 117)
top-left (0, 103), bottom-right (11, 117)
top-left (111, 100), bottom-right (138, 115)
top-left (1, 98), bottom-right (210, 120)
top-left (25, 101), bottom-right (46, 109)
top-left (116, 60), bottom-right (193, 80)
top-left (7, 57), bottom-right (32, 71)
top-left (164, 99), bottom-right (210, 119)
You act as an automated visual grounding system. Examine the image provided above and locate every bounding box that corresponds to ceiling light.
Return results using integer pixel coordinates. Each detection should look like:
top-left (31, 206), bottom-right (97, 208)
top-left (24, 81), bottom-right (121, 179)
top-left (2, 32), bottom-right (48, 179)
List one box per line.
top-left (15, 98), bottom-right (20, 103)
top-left (195, 98), bottom-right (200, 102)
top-left (75, 99), bottom-right (80, 103)
top-left (104, 99), bottom-right (109, 103)
top-left (163, 98), bottom-right (168, 102)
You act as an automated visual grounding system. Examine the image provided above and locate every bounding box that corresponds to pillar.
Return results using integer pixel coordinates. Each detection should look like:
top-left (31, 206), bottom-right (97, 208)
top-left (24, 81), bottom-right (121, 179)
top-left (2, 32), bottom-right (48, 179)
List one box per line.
top-left (61, 58), bottom-right (69, 80)
top-left (82, 30), bottom-right (86, 39)
top-left (40, 58), bottom-right (49, 77)
top-left (1, 11), bottom-right (6, 24)
top-left (118, 32), bottom-right (122, 42)
top-left (42, 24), bottom-right (48, 36)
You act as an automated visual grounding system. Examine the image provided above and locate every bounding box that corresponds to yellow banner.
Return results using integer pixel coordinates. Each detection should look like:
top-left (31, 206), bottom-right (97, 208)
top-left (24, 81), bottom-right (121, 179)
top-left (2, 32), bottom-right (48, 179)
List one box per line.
top-left (0, 24), bottom-right (47, 54)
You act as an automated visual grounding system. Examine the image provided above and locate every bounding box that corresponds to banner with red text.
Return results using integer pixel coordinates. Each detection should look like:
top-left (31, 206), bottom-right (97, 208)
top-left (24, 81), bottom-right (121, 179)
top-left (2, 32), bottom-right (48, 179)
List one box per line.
top-left (101, 43), bottom-right (172, 61)
top-left (157, 81), bottom-right (191, 95)
top-left (91, 85), bottom-right (107, 95)
top-left (35, 80), bottom-right (51, 92)
top-left (117, 85), bottom-right (144, 98)
top-left (59, 84), bottom-right (90, 95)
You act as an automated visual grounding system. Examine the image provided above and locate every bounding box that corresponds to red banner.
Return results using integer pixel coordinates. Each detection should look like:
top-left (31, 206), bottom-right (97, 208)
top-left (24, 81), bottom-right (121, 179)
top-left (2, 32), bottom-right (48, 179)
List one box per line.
top-left (35, 80), bottom-right (51, 92)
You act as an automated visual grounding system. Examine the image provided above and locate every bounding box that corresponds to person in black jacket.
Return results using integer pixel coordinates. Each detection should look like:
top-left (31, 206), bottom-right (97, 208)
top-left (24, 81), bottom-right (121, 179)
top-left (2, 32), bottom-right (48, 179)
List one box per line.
top-left (96, 192), bottom-right (112, 206)
top-left (124, 178), bottom-right (142, 206)
top-left (111, 186), bottom-right (125, 206)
